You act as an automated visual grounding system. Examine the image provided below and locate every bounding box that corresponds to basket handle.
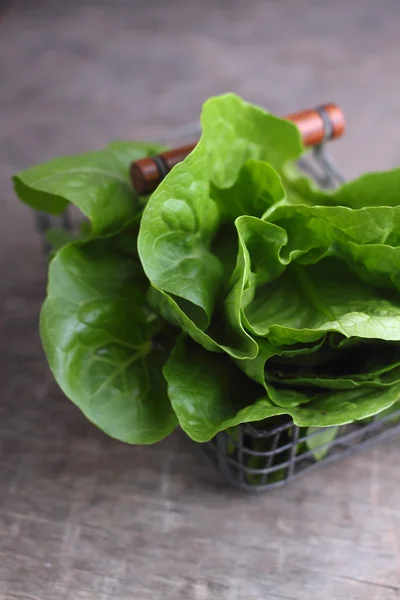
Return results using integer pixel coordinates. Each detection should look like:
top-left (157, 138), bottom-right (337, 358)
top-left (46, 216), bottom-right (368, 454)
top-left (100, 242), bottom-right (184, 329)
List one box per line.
top-left (131, 103), bottom-right (345, 195)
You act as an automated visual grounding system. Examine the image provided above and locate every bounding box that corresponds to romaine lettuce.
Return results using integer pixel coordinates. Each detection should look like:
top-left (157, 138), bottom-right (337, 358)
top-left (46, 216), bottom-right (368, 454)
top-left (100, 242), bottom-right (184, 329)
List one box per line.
top-left (13, 94), bottom-right (400, 445)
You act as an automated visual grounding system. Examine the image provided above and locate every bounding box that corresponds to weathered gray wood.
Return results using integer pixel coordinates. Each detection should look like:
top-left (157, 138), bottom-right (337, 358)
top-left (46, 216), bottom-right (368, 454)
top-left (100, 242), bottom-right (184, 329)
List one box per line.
top-left (1, 1), bottom-right (400, 598)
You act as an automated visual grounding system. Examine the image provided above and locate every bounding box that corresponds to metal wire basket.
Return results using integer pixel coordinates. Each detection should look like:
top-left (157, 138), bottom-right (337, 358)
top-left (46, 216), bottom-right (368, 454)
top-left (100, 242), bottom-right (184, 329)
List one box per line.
top-left (202, 410), bottom-right (400, 492)
top-left (33, 118), bottom-right (400, 492)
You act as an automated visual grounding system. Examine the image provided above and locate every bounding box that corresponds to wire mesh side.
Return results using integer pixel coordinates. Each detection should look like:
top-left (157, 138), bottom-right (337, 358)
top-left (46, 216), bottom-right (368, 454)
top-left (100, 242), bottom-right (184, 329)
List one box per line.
top-left (203, 409), bottom-right (400, 491)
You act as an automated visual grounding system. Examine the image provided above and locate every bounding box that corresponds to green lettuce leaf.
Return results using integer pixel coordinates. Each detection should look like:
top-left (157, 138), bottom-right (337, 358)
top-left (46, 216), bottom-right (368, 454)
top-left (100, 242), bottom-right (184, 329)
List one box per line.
top-left (305, 426), bottom-right (339, 460)
top-left (12, 92), bottom-right (400, 446)
top-left (288, 384), bottom-right (400, 427)
top-left (138, 141), bottom-right (223, 328)
top-left (163, 336), bottom-right (286, 442)
top-left (211, 159), bottom-right (285, 220)
top-left (200, 92), bottom-right (304, 188)
top-left (281, 166), bottom-right (400, 210)
top-left (13, 141), bottom-right (164, 234)
top-left (164, 336), bottom-right (400, 442)
top-left (138, 142), bottom-right (263, 358)
top-left (41, 227), bottom-right (177, 444)
top-left (244, 258), bottom-right (400, 344)
top-left (319, 169), bottom-right (400, 209)
top-left (138, 94), bottom-right (305, 357)
top-left (264, 201), bottom-right (400, 287)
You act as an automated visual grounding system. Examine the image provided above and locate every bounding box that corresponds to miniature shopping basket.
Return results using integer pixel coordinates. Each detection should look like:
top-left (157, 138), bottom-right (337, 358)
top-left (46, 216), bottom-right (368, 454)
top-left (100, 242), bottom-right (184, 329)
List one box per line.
top-left (35, 103), bottom-right (400, 492)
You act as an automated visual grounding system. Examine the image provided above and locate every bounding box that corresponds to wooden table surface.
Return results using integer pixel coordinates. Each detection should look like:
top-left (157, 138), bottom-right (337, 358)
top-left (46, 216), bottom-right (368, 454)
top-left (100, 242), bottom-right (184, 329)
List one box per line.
top-left (1, 1), bottom-right (400, 598)
top-left (1, 292), bottom-right (400, 600)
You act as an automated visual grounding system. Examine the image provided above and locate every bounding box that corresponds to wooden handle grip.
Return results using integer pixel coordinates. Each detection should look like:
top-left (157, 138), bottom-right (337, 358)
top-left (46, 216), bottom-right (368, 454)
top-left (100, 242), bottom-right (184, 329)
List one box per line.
top-left (131, 103), bottom-right (345, 195)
